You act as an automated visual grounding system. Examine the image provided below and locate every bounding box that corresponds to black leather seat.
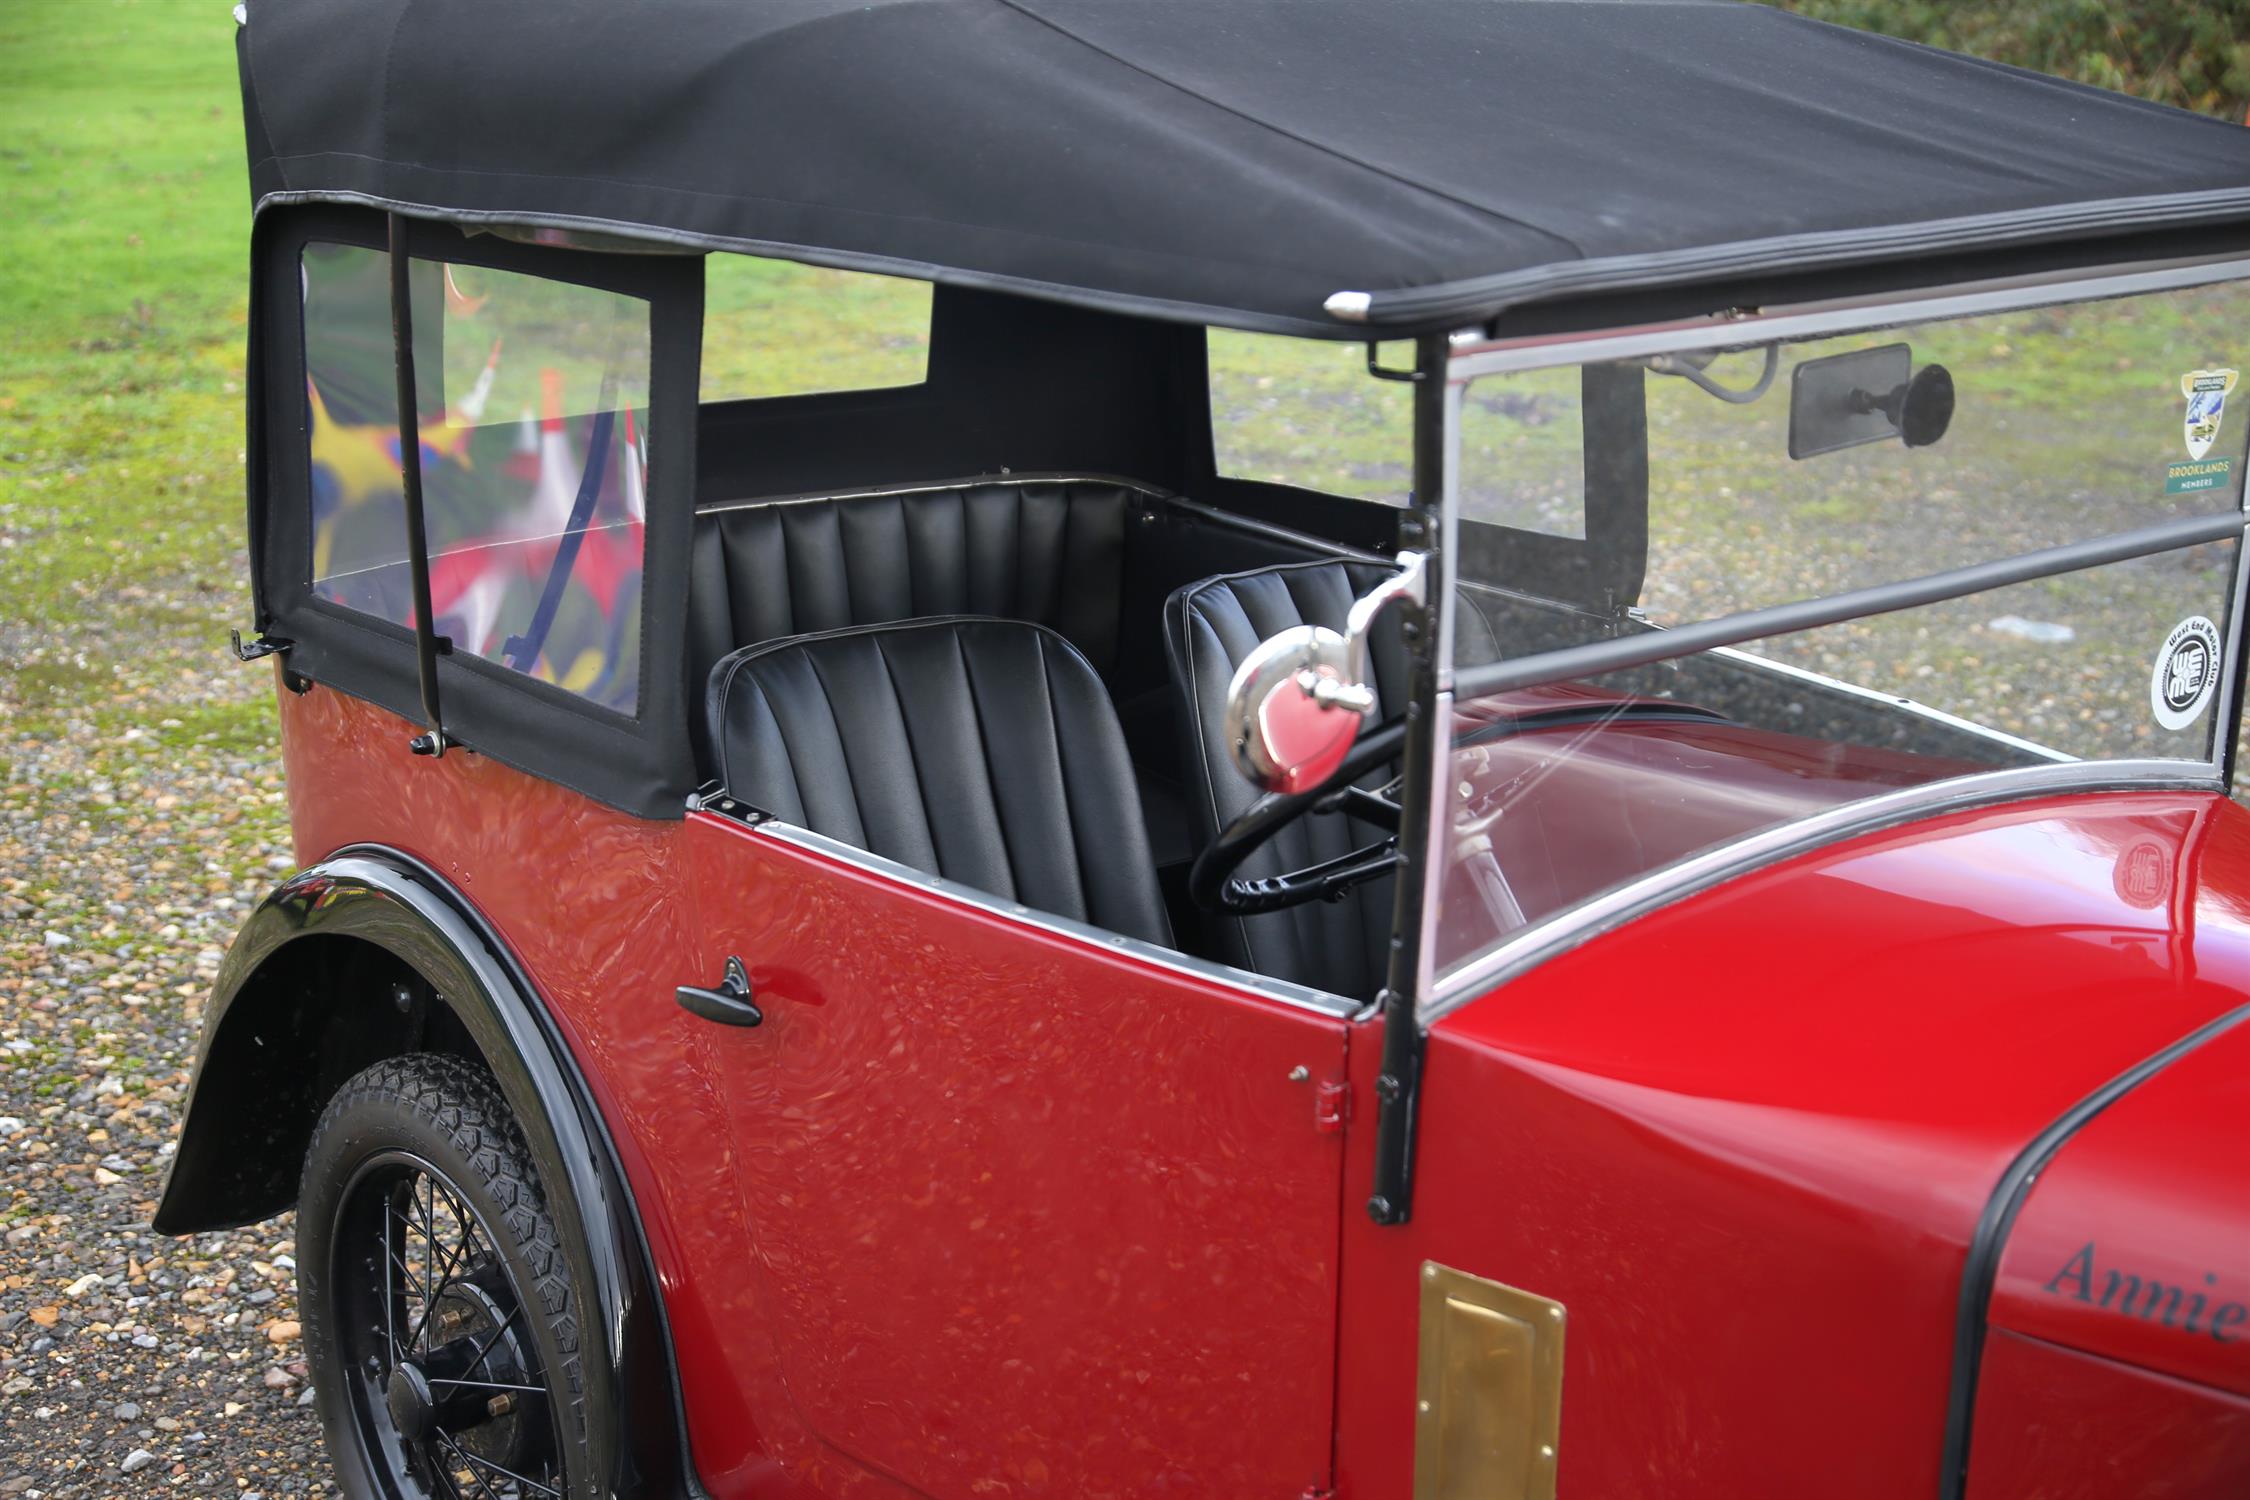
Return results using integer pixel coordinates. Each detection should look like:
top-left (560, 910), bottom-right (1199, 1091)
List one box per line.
top-left (1165, 560), bottom-right (1497, 998)
top-left (707, 617), bottom-right (1173, 947)
top-left (689, 480), bottom-right (1136, 696)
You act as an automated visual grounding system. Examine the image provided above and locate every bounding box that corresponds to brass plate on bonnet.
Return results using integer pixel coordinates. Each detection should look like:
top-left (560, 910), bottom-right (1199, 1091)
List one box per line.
top-left (1414, 1261), bottom-right (1564, 1500)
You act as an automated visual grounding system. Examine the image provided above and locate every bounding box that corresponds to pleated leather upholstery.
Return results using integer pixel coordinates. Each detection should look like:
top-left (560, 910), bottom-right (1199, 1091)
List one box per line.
top-left (708, 617), bottom-right (1172, 947)
top-left (1165, 561), bottom-right (1497, 998)
top-left (689, 480), bottom-right (1135, 694)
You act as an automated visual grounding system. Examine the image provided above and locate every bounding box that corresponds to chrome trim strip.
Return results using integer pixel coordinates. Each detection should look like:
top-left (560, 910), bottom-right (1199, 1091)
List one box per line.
top-left (1434, 379), bottom-right (1465, 692)
top-left (1163, 493), bottom-right (1395, 564)
top-left (1701, 645), bottom-right (2074, 765)
top-left (1411, 691), bottom-right (1456, 1007)
top-left (695, 472), bottom-right (1174, 516)
top-left (1421, 759), bottom-right (2222, 1022)
top-left (747, 819), bottom-right (1360, 1020)
top-left (696, 477), bottom-right (1387, 565)
top-left (1446, 256), bottom-right (2250, 379)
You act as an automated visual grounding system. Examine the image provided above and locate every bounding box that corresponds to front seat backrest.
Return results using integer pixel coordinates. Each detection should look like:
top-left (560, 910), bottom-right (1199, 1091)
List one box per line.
top-left (708, 617), bottom-right (1172, 948)
top-left (1165, 560), bottom-right (1497, 998)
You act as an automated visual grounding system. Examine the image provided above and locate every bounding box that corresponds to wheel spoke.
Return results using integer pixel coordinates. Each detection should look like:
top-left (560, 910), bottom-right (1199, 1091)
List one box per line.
top-left (432, 1431), bottom-right (496, 1500)
top-left (436, 1431), bottom-right (562, 1499)
top-left (458, 1300), bottom-right (521, 1382)
top-left (430, 1177), bottom-right (488, 1289)
top-left (425, 1376), bottom-right (544, 1393)
top-left (381, 1197), bottom-right (400, 1363)
top-left (421, 1173), bottom-right (438, 1350)
top-left (393, 1244), bottom-right (440, 1352)
top-left (384, 1241), bottom-right (428, 1302)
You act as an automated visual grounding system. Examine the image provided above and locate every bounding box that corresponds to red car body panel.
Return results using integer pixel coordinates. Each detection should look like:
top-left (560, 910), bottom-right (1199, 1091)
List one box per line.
top-left (1338, 790), bottom-right (2250, 1499)
top-left (1965, 1332), bottom-right (2250, 1500)
top-left (279, 682), bottom-right (2250, 1499)
top-left (671, 812), bottom-right (1350, 1500)
top-left (280, 686), bottom-right (1348, 1500)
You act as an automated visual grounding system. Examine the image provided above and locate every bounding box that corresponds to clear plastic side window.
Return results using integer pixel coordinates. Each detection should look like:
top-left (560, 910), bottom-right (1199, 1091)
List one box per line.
top-left (303, 244), bottom-right (652, 714)
top-left (701, 254), bottom-right (930, 401)
top-left (1208, 331), bottom-right (1416, 505)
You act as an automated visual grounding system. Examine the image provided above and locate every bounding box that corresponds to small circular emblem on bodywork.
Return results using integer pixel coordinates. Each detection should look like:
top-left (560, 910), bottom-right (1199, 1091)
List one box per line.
top-left (2150, 615), bottom-right (2222, 732)
top-left (2113, 838), bottom-right (2170, 910)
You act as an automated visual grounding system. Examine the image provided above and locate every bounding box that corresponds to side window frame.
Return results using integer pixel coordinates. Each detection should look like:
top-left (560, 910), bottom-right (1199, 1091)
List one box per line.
top-left (255, 206), bottom-right (704, 817)
top-left (1453, 364), bottom-right (1649, 612)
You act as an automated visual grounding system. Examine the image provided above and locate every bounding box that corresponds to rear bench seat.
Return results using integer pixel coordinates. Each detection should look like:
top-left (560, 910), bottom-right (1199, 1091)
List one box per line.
top-left (688, 478), bottom-right (1139, 695)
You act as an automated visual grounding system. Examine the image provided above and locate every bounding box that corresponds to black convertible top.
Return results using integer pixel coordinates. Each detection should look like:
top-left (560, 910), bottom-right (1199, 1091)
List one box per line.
top-left (240, 0), bottom-right (2250, 336)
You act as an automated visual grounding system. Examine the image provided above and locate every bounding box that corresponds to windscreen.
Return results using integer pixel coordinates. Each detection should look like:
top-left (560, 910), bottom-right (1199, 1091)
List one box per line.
top-left (1435, 273), bottom-right (2250, 989)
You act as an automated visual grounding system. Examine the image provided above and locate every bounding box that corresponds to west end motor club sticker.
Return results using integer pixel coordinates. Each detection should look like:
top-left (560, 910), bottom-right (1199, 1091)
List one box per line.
top-left (2152, 615), bottom-right (2222, 732)
top-left (2166, 367), bottom-right (2239, 495)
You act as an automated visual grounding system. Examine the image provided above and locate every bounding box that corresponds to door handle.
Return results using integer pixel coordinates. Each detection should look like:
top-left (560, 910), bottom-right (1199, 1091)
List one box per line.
top-left (676, 955), bottom-right (762, 1027)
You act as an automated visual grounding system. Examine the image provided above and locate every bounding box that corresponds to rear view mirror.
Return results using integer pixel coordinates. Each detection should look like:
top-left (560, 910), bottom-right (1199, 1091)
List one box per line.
top-left (1789, 342), bottom-right (1955, 458)
top-left (1226, 625), bottom-right (1373, 795)
top-left (1226, 553), bottom-right (1426, 795)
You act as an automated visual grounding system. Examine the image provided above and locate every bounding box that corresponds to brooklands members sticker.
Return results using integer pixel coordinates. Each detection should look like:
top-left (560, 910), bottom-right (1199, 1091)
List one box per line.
top-left (2183, 368), bottom-right (2238, 460)
top-left (2151, 615), bottom-right (2222, 732)
top-left (2166, 368), bottom-right (2241, 496)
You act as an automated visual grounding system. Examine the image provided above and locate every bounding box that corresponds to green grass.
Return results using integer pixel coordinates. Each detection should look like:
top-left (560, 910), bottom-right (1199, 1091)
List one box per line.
top-left (0, 0), bottom-right (254, 741)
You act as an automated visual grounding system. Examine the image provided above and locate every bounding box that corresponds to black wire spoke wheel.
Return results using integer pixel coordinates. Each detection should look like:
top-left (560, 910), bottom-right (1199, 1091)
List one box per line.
top-left (299, 1056), bottom-right (586, 1500)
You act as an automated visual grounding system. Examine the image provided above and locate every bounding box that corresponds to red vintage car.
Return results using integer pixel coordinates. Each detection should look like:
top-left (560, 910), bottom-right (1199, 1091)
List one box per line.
top-left (161, 3), bottom-right (2250, 1497)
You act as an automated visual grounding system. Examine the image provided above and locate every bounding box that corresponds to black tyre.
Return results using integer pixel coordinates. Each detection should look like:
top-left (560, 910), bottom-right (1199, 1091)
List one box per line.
top-left (299, 1054), bottom-right (587, 1500)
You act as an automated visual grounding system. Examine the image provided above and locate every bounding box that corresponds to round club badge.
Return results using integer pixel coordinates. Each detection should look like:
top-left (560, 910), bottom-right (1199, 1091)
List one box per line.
top-left (2150, 615), bottom-right (2222, 732)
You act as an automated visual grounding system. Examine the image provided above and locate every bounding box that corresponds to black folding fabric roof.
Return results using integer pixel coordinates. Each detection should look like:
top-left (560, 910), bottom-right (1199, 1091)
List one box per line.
top-left (240, 0), bottom-right (2250, 337)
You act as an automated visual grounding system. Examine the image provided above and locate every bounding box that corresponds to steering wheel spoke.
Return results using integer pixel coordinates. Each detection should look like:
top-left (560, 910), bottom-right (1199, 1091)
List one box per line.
top-left (1190, 717), bottom-right (1412, 915)
top-left (1312, 781), bottom-right (1402, 831)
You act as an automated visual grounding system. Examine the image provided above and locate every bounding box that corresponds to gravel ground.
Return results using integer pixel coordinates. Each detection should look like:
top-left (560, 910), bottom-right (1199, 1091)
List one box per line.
top-left (0, 609), bottom-right (322, 1495)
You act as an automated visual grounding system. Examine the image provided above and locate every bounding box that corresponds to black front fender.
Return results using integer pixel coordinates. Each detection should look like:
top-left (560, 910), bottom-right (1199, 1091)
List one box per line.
top-left (155, 846), bottom-right (703, 1498)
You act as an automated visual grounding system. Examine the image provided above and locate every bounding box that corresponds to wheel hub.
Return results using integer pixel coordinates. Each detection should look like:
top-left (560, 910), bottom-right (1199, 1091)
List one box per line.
top-left (383, 1360), bottom-right (435, 1442)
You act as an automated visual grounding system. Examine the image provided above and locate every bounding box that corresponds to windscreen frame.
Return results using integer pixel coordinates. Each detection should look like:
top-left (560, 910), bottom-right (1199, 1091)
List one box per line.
top-left (1422, 251), bottom-right (2250, 1021)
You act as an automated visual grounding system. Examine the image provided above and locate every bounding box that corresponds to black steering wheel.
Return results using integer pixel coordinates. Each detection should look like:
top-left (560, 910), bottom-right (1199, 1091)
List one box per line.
top-left (1188, 698), bottom-right (1736, 915)
top-left (1189, 717), bottom-right (1409, 915)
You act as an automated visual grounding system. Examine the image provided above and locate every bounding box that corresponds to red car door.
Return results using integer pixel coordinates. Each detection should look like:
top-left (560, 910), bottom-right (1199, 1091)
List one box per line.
top-left (678, 810), bottom-right (1351, 1499)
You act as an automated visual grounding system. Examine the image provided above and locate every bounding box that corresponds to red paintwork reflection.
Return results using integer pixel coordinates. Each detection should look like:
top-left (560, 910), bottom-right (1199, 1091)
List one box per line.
top-left (1337, 791), bottom-right (2250, 1500)
top-left (1991, 1019), bottom-right (2250, 1400)
top-left (279, 687), bottom-right (1347, 1499)
top-left (1436, 695), bottom-right (1989, 970)
top-left (1966, 1331), bottom-right (2250, 1499)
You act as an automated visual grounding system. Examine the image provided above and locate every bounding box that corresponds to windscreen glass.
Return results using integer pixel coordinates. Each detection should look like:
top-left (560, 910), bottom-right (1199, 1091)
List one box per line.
top-left (303, 244), bottom-right (651, 714)
top-left (1435, 275), bottom-right (2250, 988)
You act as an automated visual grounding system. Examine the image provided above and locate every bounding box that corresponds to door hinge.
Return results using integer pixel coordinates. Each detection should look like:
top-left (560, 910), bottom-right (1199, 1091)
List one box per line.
top-left (229, 628), bottom-right (292, 662)
top-left (1314, 1079), bottom-right (1350, 1133)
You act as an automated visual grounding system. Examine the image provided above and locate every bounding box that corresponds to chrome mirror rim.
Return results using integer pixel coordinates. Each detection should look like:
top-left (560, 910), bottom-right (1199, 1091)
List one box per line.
top-left (1225, 625), bottom-right (1354, 787)
top-left (1221, 551), bottom-right (1429, 794)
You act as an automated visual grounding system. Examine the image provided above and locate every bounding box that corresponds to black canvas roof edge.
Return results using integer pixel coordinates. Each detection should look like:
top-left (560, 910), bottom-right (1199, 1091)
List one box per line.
top-left (237, 0), bottom-right (2250, 341)
top-left (250, 191), bottom-right (1355, 342)
top-left (253, 189), bottom-right (2250, 346)
top-left (1338, 186), bottom-right (2250, 331)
